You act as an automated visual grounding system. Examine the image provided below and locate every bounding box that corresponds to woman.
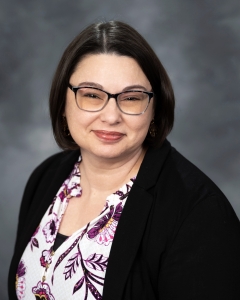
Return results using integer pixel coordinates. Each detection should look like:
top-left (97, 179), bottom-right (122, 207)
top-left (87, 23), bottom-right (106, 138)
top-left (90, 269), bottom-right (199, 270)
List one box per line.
top-left (8, 21), bottom-right (240, 300)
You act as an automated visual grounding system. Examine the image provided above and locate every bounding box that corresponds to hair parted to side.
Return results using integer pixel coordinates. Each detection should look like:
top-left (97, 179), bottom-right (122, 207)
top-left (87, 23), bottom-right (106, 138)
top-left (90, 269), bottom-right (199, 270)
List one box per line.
top-left (49, 20), bottom-right (175, 150)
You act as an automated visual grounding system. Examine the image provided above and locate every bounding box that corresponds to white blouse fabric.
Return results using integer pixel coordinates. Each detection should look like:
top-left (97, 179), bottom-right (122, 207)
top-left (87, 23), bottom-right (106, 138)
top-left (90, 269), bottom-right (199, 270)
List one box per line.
top-left (16, 157), bottom-right (135, 300)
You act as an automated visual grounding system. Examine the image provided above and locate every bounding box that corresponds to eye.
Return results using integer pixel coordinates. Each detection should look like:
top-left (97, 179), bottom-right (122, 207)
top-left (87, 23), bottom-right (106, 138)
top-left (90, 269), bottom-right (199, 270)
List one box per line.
top-left (84, 93), bottom-right (99, 99)
top-left (79, 88), bottom-right (105, 100)
top-left (125, 96), bottom-right (141, 101)
top-left (120, 92), bottom-right (144, 101)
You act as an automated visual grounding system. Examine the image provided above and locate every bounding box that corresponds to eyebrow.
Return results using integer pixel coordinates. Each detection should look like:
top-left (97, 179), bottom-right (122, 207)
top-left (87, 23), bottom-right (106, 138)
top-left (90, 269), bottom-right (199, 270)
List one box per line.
top-left (77, 82), bottom-right (104, 89)
top-left (122, 85), bottom-right (148, 92)
top-left (75, 82), bottom-right (149, 92)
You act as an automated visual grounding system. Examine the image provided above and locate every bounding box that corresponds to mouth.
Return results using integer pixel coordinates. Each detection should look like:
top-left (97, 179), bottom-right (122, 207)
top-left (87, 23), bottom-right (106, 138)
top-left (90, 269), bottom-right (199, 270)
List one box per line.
top-left (92, 130), bottom-right (125, 142)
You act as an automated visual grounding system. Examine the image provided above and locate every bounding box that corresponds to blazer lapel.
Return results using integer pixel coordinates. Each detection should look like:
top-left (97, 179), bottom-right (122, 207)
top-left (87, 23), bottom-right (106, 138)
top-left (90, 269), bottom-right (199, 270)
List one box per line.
top-left (103, 140), bottom-right (172, 299)
top-left (10, 150), bottom-right (79, 283)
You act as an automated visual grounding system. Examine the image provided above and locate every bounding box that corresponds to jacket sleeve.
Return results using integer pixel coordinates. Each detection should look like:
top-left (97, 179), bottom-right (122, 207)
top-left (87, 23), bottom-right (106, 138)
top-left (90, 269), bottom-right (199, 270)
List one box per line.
top-left (158, 194), bottom-right (240, 300)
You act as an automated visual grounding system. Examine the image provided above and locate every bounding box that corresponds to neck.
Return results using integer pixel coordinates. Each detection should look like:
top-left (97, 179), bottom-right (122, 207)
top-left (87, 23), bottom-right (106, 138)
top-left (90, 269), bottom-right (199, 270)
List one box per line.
top-left (79, 147), bottom-right (146, 195)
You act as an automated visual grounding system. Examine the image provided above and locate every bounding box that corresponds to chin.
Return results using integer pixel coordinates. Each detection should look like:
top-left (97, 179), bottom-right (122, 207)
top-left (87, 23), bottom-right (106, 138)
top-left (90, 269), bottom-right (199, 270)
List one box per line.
top-left (92, 144), bottom-right (142, 161)
top-left (93, 149), bottom-right (126, 160)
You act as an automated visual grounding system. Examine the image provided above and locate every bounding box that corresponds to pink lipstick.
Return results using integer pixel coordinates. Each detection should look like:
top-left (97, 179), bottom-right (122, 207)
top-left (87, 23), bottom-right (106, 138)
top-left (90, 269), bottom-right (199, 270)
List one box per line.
top-left (92, 130), bottom-right (124, 142)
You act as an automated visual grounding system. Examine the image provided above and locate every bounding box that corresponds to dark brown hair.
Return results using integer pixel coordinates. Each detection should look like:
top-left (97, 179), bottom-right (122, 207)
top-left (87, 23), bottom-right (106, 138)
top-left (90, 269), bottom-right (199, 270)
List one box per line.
top-left (49, 20), bottom-right (175, 149)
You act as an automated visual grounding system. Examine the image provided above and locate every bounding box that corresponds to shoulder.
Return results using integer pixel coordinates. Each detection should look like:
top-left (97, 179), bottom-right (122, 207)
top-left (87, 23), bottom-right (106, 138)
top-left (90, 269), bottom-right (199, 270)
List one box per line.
top-left (29, 151), bottom-right (74, 176)
top-left (25, 150), bottom-right (79, 185)
top-left (146, 142), bottom-right (240, 237)
top-left (22, 149), bottom-right (80, 200)
top-left (157, 144), bottom-right (227, 204)
top-left (140, 140), bottom-right (231, 212)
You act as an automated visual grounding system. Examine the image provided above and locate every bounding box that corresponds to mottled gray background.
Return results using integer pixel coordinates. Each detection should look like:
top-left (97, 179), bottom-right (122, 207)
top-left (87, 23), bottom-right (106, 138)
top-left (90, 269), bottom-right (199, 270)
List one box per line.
top-left (1, 0), bottom-right (240, 298)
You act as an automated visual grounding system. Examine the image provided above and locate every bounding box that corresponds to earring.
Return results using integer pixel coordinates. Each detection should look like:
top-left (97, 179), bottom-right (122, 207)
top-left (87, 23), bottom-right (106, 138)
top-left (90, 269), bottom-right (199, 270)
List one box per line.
top-left (62, 116), bottom-right (71, 136)
top-left (149, 120), bottom-right (157, 137)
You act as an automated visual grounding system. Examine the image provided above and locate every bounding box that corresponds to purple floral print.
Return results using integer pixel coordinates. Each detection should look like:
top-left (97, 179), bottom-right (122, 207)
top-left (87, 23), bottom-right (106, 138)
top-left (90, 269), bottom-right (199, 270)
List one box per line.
top-left (40, 248), bottom-right (53, 268)
top-left (30, 225), bottom-right (40, 251)
top-left (64, 244), bottom-right (106, 299)
top-left (51, 223), bottom-right (90, 285)
top-left (114, 178), bottom-right (135, 200)
top-left (58, 161), bottom-right (82, 201)
top-left (16, 261), bottom-right (26, 300)
top-left (57, 186), bottom-right (68, 202)
top-left (85, 253), bottom-right (108, 271)
top-left (48, 198), bottom-right (56, 215)
top-left (51, 234), bottom-right (82, 284)
top-left (87, 203), bottom-right (123, 245)
top-left (63, 247), bottom-right (108, 280)
top-left (42, 213), bottom-right (59, 243)
top-left (32, 281), bottom-right (55, 300)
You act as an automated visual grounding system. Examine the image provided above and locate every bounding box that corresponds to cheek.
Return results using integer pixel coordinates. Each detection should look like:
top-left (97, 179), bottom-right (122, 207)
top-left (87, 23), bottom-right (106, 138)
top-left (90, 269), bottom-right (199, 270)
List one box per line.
top-left (64, 99), bottom-right (80, 132)
top-left (66, 107), bottom-right (98, 136)
top-left (65, 96), bottom-right (81, 125)
top-left (126, 116), bottom-right (151, 140)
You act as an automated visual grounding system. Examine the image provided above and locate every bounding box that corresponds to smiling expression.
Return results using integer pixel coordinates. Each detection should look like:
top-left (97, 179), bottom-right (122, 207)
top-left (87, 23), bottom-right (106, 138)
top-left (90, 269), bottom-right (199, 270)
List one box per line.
top-left (64, 54), bottom-right (154, 161)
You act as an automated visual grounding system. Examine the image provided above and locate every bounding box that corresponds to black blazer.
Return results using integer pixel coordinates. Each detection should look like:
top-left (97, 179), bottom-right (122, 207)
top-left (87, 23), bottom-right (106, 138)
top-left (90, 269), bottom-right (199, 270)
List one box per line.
top-left (8, 140), bottom-right (240, 299)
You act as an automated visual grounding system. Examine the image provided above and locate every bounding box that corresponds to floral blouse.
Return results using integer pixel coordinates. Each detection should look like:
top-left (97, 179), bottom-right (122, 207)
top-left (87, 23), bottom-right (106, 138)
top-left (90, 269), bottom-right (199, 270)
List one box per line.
top-left (16, 157), bottom-right (135, 300)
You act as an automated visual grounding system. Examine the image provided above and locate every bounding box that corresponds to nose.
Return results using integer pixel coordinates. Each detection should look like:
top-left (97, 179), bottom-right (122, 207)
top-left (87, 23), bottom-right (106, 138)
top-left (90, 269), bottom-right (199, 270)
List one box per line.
top-left (99, 97), bottom-right (122, 124)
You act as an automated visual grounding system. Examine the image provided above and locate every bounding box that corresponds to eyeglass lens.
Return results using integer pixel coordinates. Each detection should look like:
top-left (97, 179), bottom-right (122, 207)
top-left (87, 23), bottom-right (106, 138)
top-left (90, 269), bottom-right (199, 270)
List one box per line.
top-left (76, 88), bottom-right (149, 114)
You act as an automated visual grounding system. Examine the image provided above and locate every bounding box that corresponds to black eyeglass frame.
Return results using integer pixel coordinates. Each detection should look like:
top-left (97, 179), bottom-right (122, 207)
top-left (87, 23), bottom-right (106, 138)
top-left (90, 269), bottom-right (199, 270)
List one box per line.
top-left (68, 84), bottom-right (154, 115)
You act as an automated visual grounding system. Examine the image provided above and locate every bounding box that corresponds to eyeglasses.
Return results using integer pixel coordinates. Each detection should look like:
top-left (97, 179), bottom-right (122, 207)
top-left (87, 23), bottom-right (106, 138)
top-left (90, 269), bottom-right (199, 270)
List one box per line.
top-left (68, 84), bottom-right (154, 115)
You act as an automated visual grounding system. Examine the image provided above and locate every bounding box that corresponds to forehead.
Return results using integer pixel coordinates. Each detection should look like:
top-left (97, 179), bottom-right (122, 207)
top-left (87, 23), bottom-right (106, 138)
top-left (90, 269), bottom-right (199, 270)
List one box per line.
top-left (70, 54), bottom-right (151, 91)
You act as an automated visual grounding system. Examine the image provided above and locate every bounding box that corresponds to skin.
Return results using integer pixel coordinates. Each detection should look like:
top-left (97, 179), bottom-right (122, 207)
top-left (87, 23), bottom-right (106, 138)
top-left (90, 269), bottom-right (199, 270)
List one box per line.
top-left (59, 54), bottom-right (154, 235)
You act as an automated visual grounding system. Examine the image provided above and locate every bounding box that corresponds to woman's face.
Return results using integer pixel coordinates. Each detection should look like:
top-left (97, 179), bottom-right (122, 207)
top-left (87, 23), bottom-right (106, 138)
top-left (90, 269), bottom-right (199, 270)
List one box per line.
top-left (65, 53), bottom-right (154, 161)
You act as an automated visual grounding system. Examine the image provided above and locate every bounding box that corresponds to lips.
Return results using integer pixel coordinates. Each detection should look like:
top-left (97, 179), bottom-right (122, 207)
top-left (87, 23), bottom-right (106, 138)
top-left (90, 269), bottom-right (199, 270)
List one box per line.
top-left (92, 130), bottom-right (124, 141)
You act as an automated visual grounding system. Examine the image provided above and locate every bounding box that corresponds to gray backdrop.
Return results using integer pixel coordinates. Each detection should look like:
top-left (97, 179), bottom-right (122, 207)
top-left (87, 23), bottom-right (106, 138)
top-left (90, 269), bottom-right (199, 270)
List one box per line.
top-left (1, 0), bottom-right (240, 298)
